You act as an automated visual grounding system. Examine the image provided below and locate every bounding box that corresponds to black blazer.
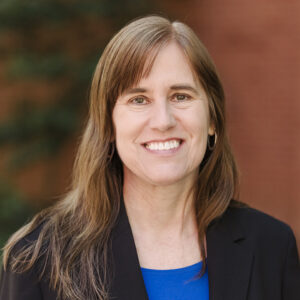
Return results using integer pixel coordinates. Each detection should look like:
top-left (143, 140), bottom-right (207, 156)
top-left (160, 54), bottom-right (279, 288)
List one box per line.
top-left (1, 201), bottom-right (300, 300)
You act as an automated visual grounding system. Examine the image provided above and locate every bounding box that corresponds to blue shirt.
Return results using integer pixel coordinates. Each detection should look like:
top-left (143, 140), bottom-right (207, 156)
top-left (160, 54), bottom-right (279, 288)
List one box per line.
top-left (141, 261), bottom-right (209, 300)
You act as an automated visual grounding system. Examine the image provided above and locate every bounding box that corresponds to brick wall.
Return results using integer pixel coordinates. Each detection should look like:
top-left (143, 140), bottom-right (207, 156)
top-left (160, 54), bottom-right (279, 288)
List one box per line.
top-left (177, 0), bottom-right (300, 245)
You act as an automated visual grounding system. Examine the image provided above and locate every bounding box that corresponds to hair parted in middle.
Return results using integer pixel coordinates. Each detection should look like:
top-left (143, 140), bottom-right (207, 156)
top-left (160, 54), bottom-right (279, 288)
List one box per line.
top-left (3, 15), bottom-right (240, 300)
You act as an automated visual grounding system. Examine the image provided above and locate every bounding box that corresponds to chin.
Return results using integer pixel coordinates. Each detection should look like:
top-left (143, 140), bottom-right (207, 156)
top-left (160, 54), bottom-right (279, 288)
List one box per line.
top-left (144, 170), bottom-right (191, 187)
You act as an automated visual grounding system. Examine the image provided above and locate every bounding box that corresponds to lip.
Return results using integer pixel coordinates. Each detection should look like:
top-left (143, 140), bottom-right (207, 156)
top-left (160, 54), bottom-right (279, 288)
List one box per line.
top-left (142, 138), bottom-right (184, 155)
top-left (142, 137), bottom-right (183, 145)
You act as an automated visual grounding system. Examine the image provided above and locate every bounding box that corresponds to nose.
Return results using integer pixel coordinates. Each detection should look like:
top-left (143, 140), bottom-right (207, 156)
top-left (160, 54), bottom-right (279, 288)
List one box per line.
top-left (149, 100), bottom-right (176, 131)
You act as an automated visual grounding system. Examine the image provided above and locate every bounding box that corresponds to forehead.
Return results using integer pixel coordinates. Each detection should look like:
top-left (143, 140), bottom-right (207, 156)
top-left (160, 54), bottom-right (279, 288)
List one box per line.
top-left (114, 41), bottom-right (201, 100)
top-left (132, 42), bottom-right (199, 89)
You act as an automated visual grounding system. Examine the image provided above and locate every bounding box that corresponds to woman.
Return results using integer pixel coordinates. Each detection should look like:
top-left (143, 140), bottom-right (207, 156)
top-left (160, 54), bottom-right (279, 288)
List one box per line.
top-left (0, 15), bottom-right (299, 300)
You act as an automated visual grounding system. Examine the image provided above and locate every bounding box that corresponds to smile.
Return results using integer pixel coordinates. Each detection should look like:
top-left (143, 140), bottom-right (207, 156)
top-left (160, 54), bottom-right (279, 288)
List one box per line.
top-left (144, 139), bottom-right (183, 151)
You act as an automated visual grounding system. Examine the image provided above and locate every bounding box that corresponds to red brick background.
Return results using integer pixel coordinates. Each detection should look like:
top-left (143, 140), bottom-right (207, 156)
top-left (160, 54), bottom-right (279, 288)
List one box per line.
top-left (177, 0), bottom-right (300, 246)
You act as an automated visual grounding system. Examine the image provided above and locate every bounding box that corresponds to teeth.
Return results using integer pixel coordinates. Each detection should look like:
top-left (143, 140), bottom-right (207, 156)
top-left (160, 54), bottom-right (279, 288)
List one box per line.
top-left (146, 140), bottom-right (180, 151)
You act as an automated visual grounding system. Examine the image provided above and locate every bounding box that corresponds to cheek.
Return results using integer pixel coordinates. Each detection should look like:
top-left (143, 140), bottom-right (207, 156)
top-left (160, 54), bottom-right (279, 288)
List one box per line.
top-left (113, 107), bottom-right (130, 139)
top-left (113, 110), bottom-right (144, 154)
top-left (183, 107), bottom-right (210, 139)
top-left (182, 108), bottom-right (210, 162)
top-left (113, 105), bottom-right (149, 138)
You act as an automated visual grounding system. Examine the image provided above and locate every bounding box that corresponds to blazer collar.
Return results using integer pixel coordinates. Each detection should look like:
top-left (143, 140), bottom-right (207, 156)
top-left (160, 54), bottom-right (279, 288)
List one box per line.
top-left (109, 200), bottom-right (253, 300)
top-left (109, 198), bottom-right (149, 300)
top-left (206, 208), bottom-right (254, 300)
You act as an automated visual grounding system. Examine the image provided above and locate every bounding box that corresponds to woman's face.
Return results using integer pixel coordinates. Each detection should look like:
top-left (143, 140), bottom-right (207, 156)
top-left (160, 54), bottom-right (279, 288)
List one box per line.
top-left (112, 42), bottom-right (214, 187)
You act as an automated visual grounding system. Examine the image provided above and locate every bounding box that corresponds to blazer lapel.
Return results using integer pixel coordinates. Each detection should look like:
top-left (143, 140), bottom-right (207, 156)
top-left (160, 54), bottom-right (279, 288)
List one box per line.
top-left (109, 199), bottom-right (149, 300)
top-left (206, 208), bottom-right (254, 300)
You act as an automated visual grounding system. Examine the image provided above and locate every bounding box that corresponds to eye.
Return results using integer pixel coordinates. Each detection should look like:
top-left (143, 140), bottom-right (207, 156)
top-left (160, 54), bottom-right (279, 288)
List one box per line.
top-left (173, 93), bottom-right (192, 102)
top-left (129, 96), bottom-right (148, 105)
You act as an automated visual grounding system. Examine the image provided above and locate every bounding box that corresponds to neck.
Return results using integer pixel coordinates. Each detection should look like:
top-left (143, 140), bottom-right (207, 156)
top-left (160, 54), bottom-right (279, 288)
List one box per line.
top-left (123, 174), bottom-right (198, 240)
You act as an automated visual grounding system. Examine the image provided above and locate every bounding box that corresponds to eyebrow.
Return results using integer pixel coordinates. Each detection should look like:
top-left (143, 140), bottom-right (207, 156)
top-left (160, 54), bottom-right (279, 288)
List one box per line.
top-left (170, 84), bottom-right (199, 95)
top-left (124, 84), bottom-right (199, 95)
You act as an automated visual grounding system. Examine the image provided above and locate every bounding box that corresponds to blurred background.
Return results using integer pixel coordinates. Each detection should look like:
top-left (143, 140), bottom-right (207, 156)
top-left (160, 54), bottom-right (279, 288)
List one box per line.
top-left (0, 0), bottom-right (299, 253)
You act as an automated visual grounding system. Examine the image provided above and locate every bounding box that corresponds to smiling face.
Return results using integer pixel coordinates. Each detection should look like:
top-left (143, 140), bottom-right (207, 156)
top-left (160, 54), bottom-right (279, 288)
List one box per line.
top-left (112, 42), bottom-right (214, 187)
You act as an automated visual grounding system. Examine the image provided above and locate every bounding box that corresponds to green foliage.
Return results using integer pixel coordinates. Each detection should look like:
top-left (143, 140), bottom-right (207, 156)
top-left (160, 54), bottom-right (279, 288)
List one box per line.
top-left (0, 0), bottom-right (152, 30)
top-left (0, 0), bottom-right (155, 170)
top-left (0, 100), bottom-right (79, 169)
top-left (0, 0), bottom-right (157, 255)
top-left (0, 179), bottom-right (34, 250)
top-left (7, 54), bottom-right (70, 79)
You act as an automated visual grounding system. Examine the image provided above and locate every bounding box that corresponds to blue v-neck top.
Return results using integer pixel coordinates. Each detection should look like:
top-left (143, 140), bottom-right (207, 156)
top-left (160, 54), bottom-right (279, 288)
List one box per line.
top-left (140, 261), bottom-right (209, 300)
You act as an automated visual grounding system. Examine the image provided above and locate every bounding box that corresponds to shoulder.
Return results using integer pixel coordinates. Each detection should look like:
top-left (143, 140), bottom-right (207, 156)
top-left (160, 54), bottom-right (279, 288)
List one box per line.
top-left (223, 202), bottom-right (296, 249)
top-left (8, 221), bottom-right (46, 257)
top-left (223, 201), bottom-right (300, 296)
top-left (227, 203), bottom-right (292, 232)
top-left (0, 222), bottom-right (55, 300)
top-left (17, 222), bottom-right (45, 246)
top-left (3, 220), bottom-right (49, 276)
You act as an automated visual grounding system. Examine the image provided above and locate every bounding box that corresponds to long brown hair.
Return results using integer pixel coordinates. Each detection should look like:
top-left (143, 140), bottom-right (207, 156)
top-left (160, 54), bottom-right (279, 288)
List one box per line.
top-left (3, 15), bottom-right (239, 299)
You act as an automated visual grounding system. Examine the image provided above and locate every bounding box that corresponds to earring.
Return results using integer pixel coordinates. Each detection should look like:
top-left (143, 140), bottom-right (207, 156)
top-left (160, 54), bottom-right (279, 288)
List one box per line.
top-left (207, 132), bottom-right (217, 151)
